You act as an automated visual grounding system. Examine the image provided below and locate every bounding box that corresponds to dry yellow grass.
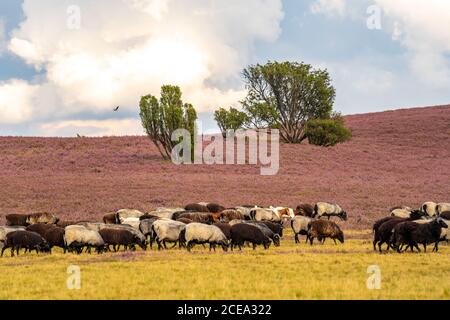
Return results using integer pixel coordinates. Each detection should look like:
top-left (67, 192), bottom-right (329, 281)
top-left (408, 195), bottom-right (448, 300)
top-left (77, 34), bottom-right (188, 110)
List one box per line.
top-left (0, 230), bottom-right (448, 300)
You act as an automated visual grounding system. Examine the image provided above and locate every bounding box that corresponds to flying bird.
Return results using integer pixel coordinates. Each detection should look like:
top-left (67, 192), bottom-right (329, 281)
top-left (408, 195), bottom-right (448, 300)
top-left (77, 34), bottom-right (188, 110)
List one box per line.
top-left (113, 106), bottom-right (120, 112)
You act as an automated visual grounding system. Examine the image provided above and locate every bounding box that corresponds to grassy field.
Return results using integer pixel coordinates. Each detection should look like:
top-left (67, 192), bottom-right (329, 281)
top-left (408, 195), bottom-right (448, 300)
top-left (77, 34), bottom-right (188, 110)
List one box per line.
top-left (1, 229), bottom-right (448, 300)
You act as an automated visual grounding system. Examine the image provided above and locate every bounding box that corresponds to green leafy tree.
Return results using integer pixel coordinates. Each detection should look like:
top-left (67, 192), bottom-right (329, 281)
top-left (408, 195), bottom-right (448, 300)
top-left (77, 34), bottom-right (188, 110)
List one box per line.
top-left (139, 85), bottom-right (197, 160)
top-left (242, 61), bottom-right (336, 143)
top-left (214, 107), bottom-right (249, 137)
top-left (305, 113), bottom-right (352, 147)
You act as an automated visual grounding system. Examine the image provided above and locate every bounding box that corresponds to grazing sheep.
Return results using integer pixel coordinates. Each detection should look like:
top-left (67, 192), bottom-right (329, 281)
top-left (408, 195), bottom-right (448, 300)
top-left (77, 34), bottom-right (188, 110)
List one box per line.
top-left (177, 212), bottom-right (215, 224)
top-left (184, 203), bottom-right (210, 212)
top-left (260, 221), bottom-right (283, 237)
top-left (307, 220), bottom-right (344, 245)
top-left (437, 203), bottom-right (450, 215)
top-left (99, 228), bottom-right (146, 252)
top-left (250, 208), bottom-right (281, 222)
top-left (26, 223), bottom-right (55, 237)
top-left (406, 218), bottom-right (449, 251)
top-left (5, 214), bottom-right (29, 226)
top-left (213, 222), bottom-right (232, 240)
top-left (230, 223), bottom-right (271, 250)
top-left (372, 211), bottom-right (426, 251)
top-left (115, 209), bottom-right (145, 224)
top-left (206, 203), bottom-right (226, 213)
top-left (392, 218), bottom-right (448, 252)
top-left (246, 221), bottom-right (280, 247)
top-left (26, 212), bottom-right (59, 225)
top-left (121, 217), bottom-right (141, 230)
top-left (151, 219), bottom-right (186, 250)
top-left (269, 207), bottom-right (294, 219)
top-left (313, 202), bottom-right (347, 221)
top-left (440, 211), bottom-right (450, 220)
top-left (43, 226), bottom-right (66, 252)
top-left (295, 204), bottom-right (314, 217)
top-left (103, 213), bottom-right (117, 224)
top-left (0, 226), bottom-right (26, 248)
top-left (375, 218), bottom-right (409, 253)
top-left (1, 231), bottom-right (50, 257)
top-left (421, 202), bottom-right (438, 217)
top-left (64, 225), bottom-right (105, 254)
top-left (139, 217), bottom-right (163, 249)
top-left (291, 216), bottom-right (313, 244)
top-left (219, 209), bottom-right (244, 222)
top-left (233, 207), bottom-right (254, 220)
top-left (182, 223), bottom-right (228, 252)
top-left (390, 207), bottom-right (414, 218)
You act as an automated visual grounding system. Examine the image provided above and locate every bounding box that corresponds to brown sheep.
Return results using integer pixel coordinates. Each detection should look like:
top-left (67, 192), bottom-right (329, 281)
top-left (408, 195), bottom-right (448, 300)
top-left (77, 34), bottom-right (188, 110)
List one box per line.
top-left (307, 220), bottom-right (344, 245)
top-left (219, 209), bottom-right (244, 222)
top-left (295, 204), bottom-right (314, 217)
top-left (5, 214), bottom-right (30, 226)
top-left (440, 211), bottom-right (450, 220)
top-left (103, 213), bottom-right (117, 224)
top-left (177, 218), bottom-right (194, 224)
top-left (26, 212), bottom-right (59, 225)
top-left (178, 212), bottom-right (214, 224)
top-left (43, 226), bottom-right (66, 253)
top-left (206, 203), bottom-right (225, 213)
top-left (184, 203), bottom-right (210, 212)
top-left (99, 228), bottom-right (147, 252)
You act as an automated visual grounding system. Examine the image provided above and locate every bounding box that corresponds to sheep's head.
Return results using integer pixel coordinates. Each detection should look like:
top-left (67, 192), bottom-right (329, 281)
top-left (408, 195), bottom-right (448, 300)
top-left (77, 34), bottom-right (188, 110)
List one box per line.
top-left (273, 234), bottom-right (281, 247)
top-left (340, 212), bottom-right (348, 221)
top-left (337, 231), bottom-right (345, 243)
top-left (221, 241), bottom-right (229, 252)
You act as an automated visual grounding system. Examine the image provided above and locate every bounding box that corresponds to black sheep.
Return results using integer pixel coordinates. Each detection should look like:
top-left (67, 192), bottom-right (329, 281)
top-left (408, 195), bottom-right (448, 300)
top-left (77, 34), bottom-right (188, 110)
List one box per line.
top-left (99, 228), bottom-right (146, 252)
top-left (230, 223), bottom-right (271, 250)
top-left (1, 230), bottom-right (50, 257)
top-left (260, 221), bottom-right (283, 237)
top-left (5, 214), bottom-right (30, 227)
top-left (373, 210), bottom-right (425, 252)
top-left (26, 223), bottom-right (55, 237)
top-left (246, 222), bottom-right (281, 247)
top-left (393, 218), bottom-right (448, 252)
top-left (43, 226), bottom-right (66, 253)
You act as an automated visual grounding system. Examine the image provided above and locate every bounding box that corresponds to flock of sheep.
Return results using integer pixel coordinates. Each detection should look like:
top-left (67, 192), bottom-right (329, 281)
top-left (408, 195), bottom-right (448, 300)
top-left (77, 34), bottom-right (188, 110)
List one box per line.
top-left (373, 202), bottom-right (450, 253)
top-left (0, 200), bottom-right (447, 257)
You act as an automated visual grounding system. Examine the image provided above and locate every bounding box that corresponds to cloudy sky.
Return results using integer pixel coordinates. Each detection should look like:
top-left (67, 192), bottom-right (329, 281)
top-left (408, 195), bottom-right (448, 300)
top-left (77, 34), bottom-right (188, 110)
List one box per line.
top-left (0, 0), bottom-right (449, 136)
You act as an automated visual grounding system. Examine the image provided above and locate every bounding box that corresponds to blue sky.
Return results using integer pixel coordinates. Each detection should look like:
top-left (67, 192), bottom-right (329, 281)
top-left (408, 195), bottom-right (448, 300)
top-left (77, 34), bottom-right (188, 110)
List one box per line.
top-left (1, 0), bottom-right (449, 136)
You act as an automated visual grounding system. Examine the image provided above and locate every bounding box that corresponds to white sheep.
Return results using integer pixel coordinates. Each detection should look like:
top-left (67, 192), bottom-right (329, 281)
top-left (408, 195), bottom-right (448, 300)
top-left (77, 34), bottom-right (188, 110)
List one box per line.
top-left (151, 219), bottom-right (186, 250)
top-left (64, 225), bottom-right (105, 254)
top-left (421, 202), bottom-right (437, 217)
top-left (121, 217), bottom-right (141, 230)
top-left (116, 209), bottom-right (145, 224)
top-left (314, 202), bottom-right (347, 220)
top-left (183, 223), bottom-right (228, 252)
top-left (291, 216), bottom-right (313, 244)
top-left (250, 208), bottom-right (281, 222)
top-left (390, 208), bottom-right (413, 218)
top-left (437, 203), bottom-right (450, 215)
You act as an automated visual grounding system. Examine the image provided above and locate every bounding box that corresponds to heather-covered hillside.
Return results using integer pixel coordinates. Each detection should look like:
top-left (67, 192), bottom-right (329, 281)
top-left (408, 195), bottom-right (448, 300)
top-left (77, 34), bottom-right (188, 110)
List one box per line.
top-left (1, 105), bottom-right (449, 229)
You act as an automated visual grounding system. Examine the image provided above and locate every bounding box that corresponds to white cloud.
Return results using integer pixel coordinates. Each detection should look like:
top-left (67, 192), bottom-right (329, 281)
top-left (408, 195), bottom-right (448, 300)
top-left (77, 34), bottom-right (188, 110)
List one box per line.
top-left (311, 0), bottom-right (450, 87)
top-left (374, 0), bottom-right (450, 87)
top-left (0, 79), bottom-right (38, 124)
top-left (1, 0), bottom-right (283, 134)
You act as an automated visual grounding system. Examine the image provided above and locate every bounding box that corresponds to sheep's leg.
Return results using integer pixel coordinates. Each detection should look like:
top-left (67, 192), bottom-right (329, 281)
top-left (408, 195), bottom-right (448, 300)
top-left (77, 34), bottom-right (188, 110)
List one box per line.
top-left (423, 243), bottom-right (427, 253)
top-left (163, 241), bottom-right (168, 249)
top-left (294, 234), bottom-right (299, 244)
top-left (378, 242), bottom-right (383, 253)
top-left (414, 243), bottom-right (421, 252)
top-left (333, 239), bottom-right (337, 245)
top-left (252, 243), bottom-right (256, 250)
top-left (11, 247), bottom-right (15, 257)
